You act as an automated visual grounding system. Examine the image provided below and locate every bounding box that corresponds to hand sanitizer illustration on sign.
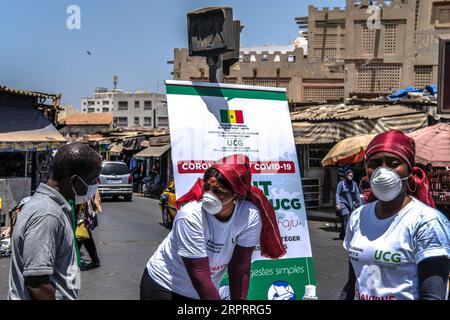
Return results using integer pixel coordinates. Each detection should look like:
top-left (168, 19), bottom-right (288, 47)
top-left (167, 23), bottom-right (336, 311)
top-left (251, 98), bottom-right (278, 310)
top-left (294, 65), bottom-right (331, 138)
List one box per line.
top-left (268, 281), bottom-right (296, 300)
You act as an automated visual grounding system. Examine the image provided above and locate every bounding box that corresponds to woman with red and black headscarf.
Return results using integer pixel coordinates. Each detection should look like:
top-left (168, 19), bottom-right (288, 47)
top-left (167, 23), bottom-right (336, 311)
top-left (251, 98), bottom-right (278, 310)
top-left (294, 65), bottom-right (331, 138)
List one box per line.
top-left (340, 131), bottom-right (450, 300)
top-left (140, 154), bottom-right (285, 300)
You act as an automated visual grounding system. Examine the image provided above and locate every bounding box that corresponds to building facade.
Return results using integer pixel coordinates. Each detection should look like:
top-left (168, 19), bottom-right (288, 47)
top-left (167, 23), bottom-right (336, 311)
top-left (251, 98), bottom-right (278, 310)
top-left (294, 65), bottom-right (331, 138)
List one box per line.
top-left (81, 88), bottom-right (169, 129)
top-left (342, 0), bottom-right (450, 97)
top-left (170, 0), bottom-right (450, 103)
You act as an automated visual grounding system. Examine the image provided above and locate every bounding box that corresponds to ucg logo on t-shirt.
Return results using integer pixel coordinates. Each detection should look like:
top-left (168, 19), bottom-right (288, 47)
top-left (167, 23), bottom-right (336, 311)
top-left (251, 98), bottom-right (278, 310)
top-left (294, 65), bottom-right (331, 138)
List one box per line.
top-left (374, 250), bottom-right (402, 264)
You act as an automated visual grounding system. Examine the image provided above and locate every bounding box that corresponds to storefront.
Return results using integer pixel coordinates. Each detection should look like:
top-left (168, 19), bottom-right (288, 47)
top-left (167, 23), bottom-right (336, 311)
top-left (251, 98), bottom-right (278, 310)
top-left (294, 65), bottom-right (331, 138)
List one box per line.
top-left (0, 86), bottom-right (66, 216)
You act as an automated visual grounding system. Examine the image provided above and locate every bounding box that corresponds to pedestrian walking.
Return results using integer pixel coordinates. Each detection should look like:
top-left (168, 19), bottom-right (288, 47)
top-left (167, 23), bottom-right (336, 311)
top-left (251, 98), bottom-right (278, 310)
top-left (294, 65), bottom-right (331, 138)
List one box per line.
top-left (140, 154), bottom-right (285, 300)
top-left (76, 191), bottom-right (101, 270)
top-left (8, 143), bottom-right (102, 300)
top-left (340, 131), bottom-right (450, 300)
top-left (335, 169), bottom-right (364, 240)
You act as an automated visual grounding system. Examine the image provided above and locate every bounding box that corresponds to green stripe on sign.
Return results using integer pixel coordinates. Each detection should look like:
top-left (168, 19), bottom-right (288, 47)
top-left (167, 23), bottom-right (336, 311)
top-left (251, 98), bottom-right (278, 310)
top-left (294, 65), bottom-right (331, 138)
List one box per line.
top-left (220, 257), bottom-right (316, 300)
top-left (166, 84), bottom-right (287, 101)
top-left (220, 109), bottom-right (229, 123)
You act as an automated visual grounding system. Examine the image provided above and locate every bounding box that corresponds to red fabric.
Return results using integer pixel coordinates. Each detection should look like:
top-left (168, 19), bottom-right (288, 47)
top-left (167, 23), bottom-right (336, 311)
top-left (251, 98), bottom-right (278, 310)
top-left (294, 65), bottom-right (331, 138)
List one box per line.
top-left (182, 257), bottom-right (221, 300)
top-left (228, 245), bottom-right (254, 300)
top-left (175, 154), bottom-right (286, 259)
top-left (365, 131), bottom-right (435, 207)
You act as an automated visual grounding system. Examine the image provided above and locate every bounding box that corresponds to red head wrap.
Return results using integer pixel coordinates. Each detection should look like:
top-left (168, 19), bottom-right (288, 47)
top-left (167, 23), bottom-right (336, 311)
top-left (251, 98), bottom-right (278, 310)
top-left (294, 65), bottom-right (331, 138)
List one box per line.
top-left (176, 154), bottom-right (286, 259)
top-left (364, 130), bottom-right (435, 207)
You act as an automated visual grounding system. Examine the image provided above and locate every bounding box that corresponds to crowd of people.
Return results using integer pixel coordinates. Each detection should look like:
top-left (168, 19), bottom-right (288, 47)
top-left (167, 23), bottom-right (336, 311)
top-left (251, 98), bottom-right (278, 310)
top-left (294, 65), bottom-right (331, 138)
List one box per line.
top-left (4, 130), bottom-right (450, 300)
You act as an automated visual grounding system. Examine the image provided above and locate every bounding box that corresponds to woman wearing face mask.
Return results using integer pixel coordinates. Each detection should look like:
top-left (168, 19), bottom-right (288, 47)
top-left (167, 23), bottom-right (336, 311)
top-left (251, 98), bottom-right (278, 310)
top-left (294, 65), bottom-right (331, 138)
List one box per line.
top-left (335, 169), bottom-right (364, 240)
top-left (340, 131), bottom-right (450, 300)
top-left (140, 154), bottom-right (285, 300)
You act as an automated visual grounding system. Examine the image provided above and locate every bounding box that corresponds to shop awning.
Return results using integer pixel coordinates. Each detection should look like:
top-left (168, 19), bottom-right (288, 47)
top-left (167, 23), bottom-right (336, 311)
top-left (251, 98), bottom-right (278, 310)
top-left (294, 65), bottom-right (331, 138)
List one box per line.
top-left (134, 144), bottom-right (171, 159)
top-left (109, 142), bottom-right (123, 154)
top-left (292, 113), bottom-right (428, 145)
top-left (0, 105), bottom-right (67, 152)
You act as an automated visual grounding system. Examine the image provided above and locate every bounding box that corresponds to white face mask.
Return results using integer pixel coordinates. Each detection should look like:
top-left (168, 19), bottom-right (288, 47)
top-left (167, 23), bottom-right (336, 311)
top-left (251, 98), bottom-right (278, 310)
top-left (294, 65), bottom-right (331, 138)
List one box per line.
top-left (370, 167), bottom-right (409, 202)
top-left (201, 192), bottom-right (235, 215)
top-left (72, 176), bottom-right (99, 205)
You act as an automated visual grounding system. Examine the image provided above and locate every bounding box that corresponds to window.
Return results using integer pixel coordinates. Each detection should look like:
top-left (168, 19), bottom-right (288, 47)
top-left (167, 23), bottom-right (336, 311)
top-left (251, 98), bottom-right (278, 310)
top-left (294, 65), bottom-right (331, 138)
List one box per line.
top-left (261, 54), bottom-right (269, 61)
top-left (87, 101), bottom-right (95, 106)
top-left (308, 144), bottom-right (333, 168)
top-left (96, 101), bottom-right (100, 104)
top-left (134, 101), bottom-right (140, 108)
top-left (102, 108), bottom-right (109, 112)
top-left (433, 3), bottom-right (450, 27)
top-left (287, 55), bottom-right (296, 62)
top-left (438, 8), bottom-right (450, 24)
top-left (83, 102), bottom-right (87, 105)
top-left (357, 63), bottom-right (401, 93)
top-left (303, 87), bottom-right (345, 103)
top-left (158, 117), bottom-right (169, 127)
top-left (144, 101), bottom-right (152, 110)
top-left (384, 21), bottom-right (399, 55)
top-left (115, 117), bottom-right (128, 127)
top-left (143, 117), bottom-right (152, 127)
top-left (134, 117), bottom-right (139, 125)
top-left (118, 101), bottom-right (128, 110)
top-left (87, 108), bottom-right (95, 113)
top-left (96, 109), bottom-right (100, 112)
top-left (414, 66), bottom-right (433, 89)
top-left (102, 100), bottom-right (109, 105)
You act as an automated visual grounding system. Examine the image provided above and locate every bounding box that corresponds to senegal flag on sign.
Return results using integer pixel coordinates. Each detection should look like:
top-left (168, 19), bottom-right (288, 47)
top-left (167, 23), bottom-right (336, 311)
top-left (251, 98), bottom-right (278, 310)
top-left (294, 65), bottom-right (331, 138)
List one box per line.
top-left (220, 109), bottom-right (244, 124)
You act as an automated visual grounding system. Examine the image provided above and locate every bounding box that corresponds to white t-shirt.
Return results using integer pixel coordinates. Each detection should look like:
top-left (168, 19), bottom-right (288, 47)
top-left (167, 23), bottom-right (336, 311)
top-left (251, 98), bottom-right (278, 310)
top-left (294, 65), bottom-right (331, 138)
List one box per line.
top-left (147, 199), bottom-right (262, 299)
top-left (344, 197), bottom-right (450, 300)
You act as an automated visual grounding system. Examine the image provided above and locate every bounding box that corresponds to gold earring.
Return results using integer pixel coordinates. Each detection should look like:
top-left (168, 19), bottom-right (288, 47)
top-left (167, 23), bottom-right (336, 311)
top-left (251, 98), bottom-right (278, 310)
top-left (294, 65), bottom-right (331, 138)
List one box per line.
top-left (407, 179), bottom-right (417, 194)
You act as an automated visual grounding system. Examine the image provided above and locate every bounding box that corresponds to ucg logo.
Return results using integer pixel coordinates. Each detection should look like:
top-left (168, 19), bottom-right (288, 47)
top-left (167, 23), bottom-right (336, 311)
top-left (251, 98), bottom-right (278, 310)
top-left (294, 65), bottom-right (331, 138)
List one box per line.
top-left (374, 250), bottom-right (402, 264)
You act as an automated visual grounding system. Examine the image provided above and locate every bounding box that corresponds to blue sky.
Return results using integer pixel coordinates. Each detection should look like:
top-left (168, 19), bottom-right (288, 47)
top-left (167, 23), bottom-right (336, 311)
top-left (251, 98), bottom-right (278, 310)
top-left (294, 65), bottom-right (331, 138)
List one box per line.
top-left (0, 0), bottom-right (345, 108)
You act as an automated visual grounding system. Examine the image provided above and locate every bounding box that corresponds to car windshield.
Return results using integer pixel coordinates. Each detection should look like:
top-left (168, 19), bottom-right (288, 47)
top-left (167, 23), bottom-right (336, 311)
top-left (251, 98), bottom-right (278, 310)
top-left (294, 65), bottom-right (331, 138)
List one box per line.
top-left (101, 163), bottom-right (130, 175)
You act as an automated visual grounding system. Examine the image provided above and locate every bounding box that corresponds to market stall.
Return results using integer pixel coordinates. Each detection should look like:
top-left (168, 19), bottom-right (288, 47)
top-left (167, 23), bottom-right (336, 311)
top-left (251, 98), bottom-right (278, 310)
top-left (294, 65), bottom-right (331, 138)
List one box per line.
top-left (407, 123), bottom-right (450, 214)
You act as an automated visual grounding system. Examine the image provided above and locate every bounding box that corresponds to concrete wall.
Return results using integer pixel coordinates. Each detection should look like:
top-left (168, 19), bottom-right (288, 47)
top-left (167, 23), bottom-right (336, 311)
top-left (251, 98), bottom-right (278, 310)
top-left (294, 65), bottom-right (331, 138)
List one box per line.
top-left (172, 46), bottom-right (344, 104)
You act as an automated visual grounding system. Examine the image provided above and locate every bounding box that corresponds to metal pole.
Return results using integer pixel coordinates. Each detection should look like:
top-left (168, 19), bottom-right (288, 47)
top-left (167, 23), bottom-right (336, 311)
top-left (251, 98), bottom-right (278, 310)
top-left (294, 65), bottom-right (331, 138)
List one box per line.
top-left (24, 151), bottom-right (27, 177)
top-left (207, 55), bottom-right (224, 83)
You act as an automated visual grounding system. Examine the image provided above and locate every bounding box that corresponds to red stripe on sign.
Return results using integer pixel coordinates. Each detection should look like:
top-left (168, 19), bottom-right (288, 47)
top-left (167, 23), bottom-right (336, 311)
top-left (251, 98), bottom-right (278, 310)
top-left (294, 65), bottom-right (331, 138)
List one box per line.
top-left (235, 110), bottom-right (244, 124)
top-left (250, 161), bottom-right (295, 174)
top-left (177, 160), bottom-right (295, 174)
top-left (178, 161), bottom-right (215, 174)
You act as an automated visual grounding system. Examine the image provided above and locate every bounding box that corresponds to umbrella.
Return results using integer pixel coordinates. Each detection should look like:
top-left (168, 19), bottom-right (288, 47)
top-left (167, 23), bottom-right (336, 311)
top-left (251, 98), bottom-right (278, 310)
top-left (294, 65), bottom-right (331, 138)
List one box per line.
top-left (321, 134), bottom-right (377, 167)
top-left (407, 123), bottom-right (450, 167)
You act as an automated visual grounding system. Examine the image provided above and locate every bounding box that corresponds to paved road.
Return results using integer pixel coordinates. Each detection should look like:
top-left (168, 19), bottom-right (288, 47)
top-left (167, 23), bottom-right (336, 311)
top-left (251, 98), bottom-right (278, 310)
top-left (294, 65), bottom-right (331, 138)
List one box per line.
top-left (0, 195), bottom-right (348, 300)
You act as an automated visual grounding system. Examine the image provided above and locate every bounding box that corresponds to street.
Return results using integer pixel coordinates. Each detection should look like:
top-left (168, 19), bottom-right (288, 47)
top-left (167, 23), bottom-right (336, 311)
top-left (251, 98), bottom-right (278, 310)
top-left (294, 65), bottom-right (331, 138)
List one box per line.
top-left (0, 195), bottom-right (347, 300)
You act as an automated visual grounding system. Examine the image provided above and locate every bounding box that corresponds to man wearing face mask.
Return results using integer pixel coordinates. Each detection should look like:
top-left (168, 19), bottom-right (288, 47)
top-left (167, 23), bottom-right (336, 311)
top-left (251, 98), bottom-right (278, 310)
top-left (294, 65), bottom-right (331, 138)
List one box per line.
top-left (140, 154), bottom-right (285, 300)
top-left (335, 169), bottom-right (364, 240)
top-left (8, 143), bottom-right (102, 300)
top-left (339, 131), bottom-right (450, 300)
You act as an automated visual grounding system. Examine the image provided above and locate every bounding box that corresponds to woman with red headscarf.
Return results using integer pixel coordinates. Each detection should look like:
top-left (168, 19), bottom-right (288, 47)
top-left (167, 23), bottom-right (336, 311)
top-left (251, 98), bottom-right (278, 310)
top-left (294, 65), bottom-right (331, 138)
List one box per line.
top-left (140, 154), bottom-right (285, 300)
top-left (340, 131), bottom-right (450, 300)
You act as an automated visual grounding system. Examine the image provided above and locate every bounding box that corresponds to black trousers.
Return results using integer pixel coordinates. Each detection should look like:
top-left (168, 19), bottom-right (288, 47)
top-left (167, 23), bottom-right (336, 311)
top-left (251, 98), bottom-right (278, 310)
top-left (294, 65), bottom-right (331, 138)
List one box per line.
top-left (76, 229), bottom-right (100, 264)
top-left (139, 268), bottom-right (194, 300)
